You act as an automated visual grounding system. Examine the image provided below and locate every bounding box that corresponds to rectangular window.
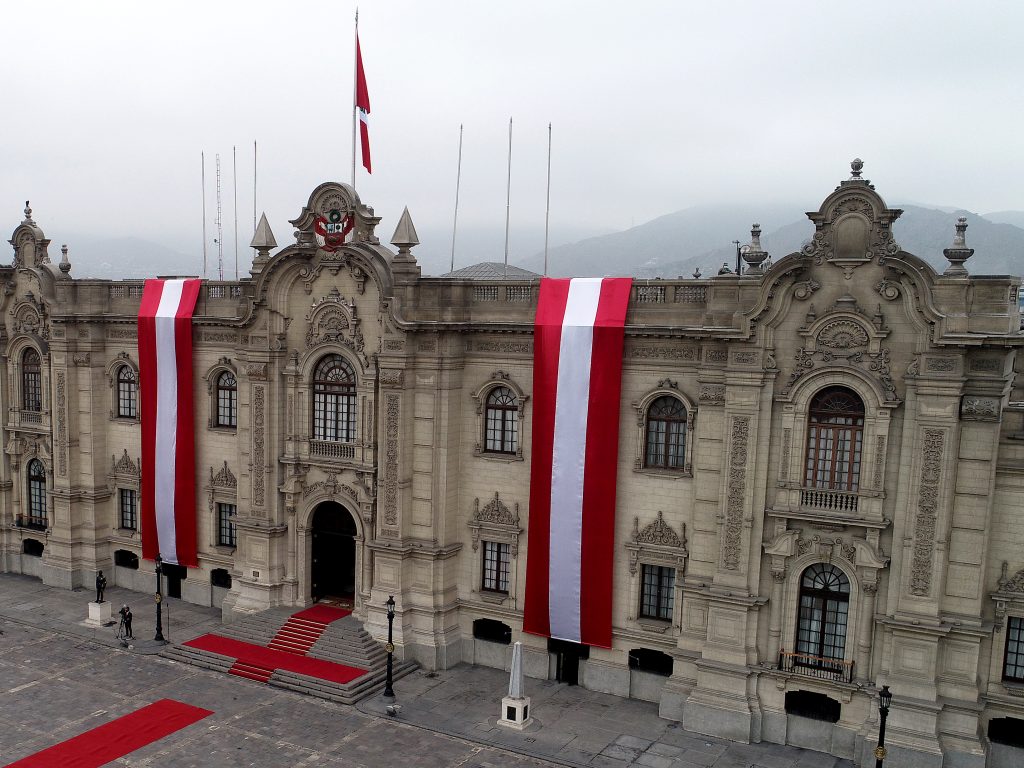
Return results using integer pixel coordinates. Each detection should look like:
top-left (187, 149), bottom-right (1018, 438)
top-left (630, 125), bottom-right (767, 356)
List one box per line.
top-left (217, 387), bottom-right (237, 427)
top-left (482, 541), bottom-right (510, 593)
top-left (640, 564), bottom-right (675, 620)
top-left (1006, 616), bottom-right (1024, 682)
top-left (217, 502), bottom-right (237, 547)
top-left (119, 488), bottom-right (137, 530)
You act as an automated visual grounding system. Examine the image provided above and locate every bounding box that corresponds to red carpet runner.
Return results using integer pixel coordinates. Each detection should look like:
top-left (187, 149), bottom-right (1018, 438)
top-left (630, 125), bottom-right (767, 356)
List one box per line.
top-left (4, 698), bottom-right (212, 768)
top-left (185, 633), bottom-right (367, 685)
top-left (267, 605), bottom-right (351, 655)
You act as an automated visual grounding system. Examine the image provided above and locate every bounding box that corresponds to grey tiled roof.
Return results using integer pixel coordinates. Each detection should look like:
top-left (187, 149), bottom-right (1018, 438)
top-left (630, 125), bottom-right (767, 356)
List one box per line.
top-left (436, 262), bottom-right (540, 279)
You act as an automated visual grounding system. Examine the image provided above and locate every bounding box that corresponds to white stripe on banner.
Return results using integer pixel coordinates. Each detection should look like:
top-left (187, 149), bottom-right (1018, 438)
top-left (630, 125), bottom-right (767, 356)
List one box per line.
top-left (154, 280), bottom-right (184, 564)
top-left (548, 278), bottom-right (603, 642)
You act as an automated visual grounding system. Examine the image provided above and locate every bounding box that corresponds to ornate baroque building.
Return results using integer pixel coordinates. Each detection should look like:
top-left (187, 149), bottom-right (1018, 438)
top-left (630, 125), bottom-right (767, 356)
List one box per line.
top-left (2, 164), bottom-right (1023, 767)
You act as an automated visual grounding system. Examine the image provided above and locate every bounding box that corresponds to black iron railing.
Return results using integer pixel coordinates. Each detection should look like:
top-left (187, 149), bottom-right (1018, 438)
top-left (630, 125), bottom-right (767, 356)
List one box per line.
top-left (778, 649), bottom-right (854, 683)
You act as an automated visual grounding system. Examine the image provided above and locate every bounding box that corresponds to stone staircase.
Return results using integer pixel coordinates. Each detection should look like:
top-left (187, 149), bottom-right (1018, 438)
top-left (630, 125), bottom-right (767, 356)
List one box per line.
top-left (162, 607), bottom-right (416, 704)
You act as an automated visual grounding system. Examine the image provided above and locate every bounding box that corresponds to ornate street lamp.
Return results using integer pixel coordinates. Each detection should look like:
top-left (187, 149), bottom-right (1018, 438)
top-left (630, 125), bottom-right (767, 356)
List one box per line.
top-left (383, 595), bottom-right (396, 699)
top-left (154, 553), bottom-right (165, 643)
top-left (875, 685), bottom-right (892, 767)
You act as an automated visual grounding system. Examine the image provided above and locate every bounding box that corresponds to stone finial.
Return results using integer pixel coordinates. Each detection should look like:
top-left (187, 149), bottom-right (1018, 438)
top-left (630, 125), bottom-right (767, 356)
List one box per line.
top-left (390, 207), bottom-right (419, 253)
top-left (741, 223), bottom-right (769, 275)
top-left (693, 267), bottom-right (702, 279)
top-left (249, 213), bottom-right (277, 275)
top-left (718, 262), bottom-right (732, 275)
top-left (943, 216), bottom-right (974, 276)
top-left (23, 200), bottom-right (33, 223)
top-left (850, 158), bottom-right (864, 179)
top-left (59, 244), bottom-right (71, 275)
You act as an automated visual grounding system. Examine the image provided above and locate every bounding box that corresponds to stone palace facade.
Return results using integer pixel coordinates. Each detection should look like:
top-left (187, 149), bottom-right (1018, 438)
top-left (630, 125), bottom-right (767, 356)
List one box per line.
top-left (2, 164), bottom-right (1023, 767)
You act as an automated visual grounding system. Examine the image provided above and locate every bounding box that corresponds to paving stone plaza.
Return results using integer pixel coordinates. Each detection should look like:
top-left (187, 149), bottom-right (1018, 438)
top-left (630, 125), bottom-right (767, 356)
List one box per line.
top-left (0, 575), bottom-right (852, 767)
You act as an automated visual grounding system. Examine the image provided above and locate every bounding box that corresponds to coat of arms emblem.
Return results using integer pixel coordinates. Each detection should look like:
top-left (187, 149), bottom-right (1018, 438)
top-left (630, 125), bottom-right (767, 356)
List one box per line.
top-left (314, 208), bottom-right (353, 252)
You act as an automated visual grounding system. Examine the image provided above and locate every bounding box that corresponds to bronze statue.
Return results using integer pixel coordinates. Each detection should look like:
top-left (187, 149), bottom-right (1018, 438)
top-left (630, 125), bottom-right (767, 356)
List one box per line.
top-left (95, 571), bottom-right (107, 603)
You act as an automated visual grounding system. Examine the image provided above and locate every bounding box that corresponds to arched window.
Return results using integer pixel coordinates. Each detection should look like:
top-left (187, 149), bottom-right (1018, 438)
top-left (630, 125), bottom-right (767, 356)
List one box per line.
top-left (795, 563), bottom-right (850, 672)
top-left (644, 396), bottom-right (687, 469)
top-left (312, 355), bottom-right (356, 442)
top-left (27, 458), bottom-right (47, 527)
top-left (116, 365), bottom-right (137, 418)
top-left (484, 387), bottom-right (518, 454)
top-left (805, 387), bottom-right (864, 492)
top-left (22, 349), bottom-right (41, 412)
top-left (215, 371), bottom-right (237, 427)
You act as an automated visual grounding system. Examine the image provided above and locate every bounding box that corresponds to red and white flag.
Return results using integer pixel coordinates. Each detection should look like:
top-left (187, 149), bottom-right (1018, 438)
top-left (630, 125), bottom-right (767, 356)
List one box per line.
top-left (356, 33), bottom-right (372, 174)
top-left (524, 277), bottom-right (633, 648)
top-left (138, 279), bottom-right (202, 567)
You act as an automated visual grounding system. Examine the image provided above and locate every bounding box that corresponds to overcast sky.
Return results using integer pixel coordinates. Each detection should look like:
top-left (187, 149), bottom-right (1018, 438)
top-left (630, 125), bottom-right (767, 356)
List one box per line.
top-left (3, 1), bottom-right (1023, 270)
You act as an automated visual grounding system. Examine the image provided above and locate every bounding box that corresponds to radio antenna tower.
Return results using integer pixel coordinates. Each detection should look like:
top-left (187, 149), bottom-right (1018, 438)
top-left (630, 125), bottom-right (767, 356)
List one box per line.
top-left (215, 153), bottom-right (225, 281)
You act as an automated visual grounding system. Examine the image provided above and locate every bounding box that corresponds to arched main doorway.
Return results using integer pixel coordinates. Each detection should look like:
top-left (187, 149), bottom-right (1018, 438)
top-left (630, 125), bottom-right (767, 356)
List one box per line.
top-left (311, 501), bottom-right (357, 603)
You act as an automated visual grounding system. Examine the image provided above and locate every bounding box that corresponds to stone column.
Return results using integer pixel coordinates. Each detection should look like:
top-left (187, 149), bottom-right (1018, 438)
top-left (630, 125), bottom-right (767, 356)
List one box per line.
top-left (768, 569), bottom-right (786, 655)
top-left (855, 582), bottom-right (877, 681)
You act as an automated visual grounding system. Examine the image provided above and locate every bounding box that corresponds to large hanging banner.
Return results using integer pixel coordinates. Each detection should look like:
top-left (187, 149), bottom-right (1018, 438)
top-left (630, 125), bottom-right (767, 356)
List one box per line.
top-left (524, 277), bottom-right (632, 648)
top-left (138, 279), bottom-right (202, 566)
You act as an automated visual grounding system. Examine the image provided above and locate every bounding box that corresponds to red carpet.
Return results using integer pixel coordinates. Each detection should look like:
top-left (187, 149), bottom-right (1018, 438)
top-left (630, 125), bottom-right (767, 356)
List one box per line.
top-left (267, 606), bottom-right (350, 655)
top-left (4, 698), bottom-right (212, 768)
top-left (185, 633), bottom-right (367, 685)
top-left (290, 604), bottom-right (351, 623)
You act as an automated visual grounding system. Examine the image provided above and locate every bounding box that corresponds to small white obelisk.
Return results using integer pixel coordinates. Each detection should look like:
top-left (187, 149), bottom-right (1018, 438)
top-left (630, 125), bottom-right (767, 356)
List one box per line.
top-left (498, 641), bottom-right (533, 729)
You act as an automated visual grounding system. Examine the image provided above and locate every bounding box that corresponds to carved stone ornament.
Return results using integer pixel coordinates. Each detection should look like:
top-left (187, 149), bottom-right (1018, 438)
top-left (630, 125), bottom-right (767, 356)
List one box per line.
top-left (468, 492), bottom-right (523, 556)
top-left (111, 449), bottom-right (140, 477)
top-left (304, 288), bottom-right (367, 366)
top-left (626, 511), bottom-right (687, 576)
top-left (817, 320), bottom-right (869, 350)
top-left (379, 369), bottom-right (403, 387)
top-left (72, 353), bottom-right (91, 367)
top-left (382, 393), bottom-right (400, 527)
top-left (910, 429), bottom-right (944, 596)
top-left (722, 416), bottom-right (750, 570)
top-left (796, 535), bottom-right (857, 565)
top-left (245, 363), bottom-right (268, 380)
top-left (629, 344), bottom-right (699, 361)
top-left (210, 461), bottom-right (237, 489)
top-left (875, 279), bottom-right (901, 301)
top-left (961, 396), bottom-right (1000, 421)
top-left (793, 278), bottom-right (821, 301)
top-left (252, 385), bottom-right (266, 509)
top-left (699, 384), bottom-right (726, 404)
top-left (998, 562), bottom-right (1024, 594)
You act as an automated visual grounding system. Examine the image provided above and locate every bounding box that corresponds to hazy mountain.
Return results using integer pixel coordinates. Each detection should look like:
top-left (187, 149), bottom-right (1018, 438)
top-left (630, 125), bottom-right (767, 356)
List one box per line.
top-left (57, 234), bottom-right (200, 280)
top-left (984, 211), bottom-right (1024, 228)
top-left (516, 204), bottom-right (1024, 279)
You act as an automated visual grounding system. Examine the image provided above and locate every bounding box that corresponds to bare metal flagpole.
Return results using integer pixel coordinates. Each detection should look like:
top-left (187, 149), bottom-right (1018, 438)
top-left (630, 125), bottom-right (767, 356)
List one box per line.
top-left (351, 8), bottom-right (359, 190)
top-left (233, 145), bottom-right (239, 280)
top-left (450, 124), bottom-right (463, 273)
top-left (544, 122), bottom-right (552, 277)
top-left (253, 140), bottom-right (257, 236)
top-left (504, 117), bottom-right (512, 280)
top-left (201, 151), bottom-right (208, 278)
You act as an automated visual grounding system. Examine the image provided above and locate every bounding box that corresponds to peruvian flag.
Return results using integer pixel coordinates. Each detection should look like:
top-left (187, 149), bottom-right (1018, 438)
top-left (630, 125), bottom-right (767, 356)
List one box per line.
top-left (356, 33), bottom-right (371, 174)
top-left (137, 279), bottom-right (202, 567)
top-left (524, 277), bottom-right (633, 648)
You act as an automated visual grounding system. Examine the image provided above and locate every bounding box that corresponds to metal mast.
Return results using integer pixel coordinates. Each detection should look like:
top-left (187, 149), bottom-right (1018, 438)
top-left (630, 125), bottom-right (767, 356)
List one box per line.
top-left (215, 153), bottom-right (224, 281)
top-left (201, 152), bottom-right (208, 278)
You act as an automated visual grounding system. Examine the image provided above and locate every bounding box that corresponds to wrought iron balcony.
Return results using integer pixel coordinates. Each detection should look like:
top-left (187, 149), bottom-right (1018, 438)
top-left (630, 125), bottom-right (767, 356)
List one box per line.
top-left (777, 650), bottom-right (854, 683)
top-left (799, 487), bottom-right (859, 514)
top-left (15, 514), bottom-right (48, 531)
top-left (310, 440), bottom-right (356, 461)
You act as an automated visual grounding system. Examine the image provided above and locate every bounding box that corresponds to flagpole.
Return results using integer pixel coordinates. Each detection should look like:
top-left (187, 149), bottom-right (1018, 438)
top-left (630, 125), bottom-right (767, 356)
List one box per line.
top-left (233, 144), bottom-right (239, 280)
top-left (253, 140), bottom-right (257, 236)
top-left (351, 8), bottom-right (359, 190)
top-left (544, 122), bottom-right (552, 277)
top-left (504, 117), bottom-right (512, 280)
top-left (450, 124), bottom-right (463, 273)
top-left (201, 151), bottom-right (208, 279)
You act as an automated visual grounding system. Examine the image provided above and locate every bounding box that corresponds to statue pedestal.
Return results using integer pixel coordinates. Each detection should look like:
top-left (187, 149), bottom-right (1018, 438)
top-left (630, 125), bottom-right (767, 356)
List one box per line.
top-left (86, 601), bottom-right (112, 627)
top-left (498, 695), bottom-right (532, 730)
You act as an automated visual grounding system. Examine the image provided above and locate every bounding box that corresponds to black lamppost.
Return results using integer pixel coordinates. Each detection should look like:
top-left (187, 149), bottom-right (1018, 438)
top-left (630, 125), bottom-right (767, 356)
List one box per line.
top-left (383, 594), bottom-right (395, 699)
top-left (154, 553), bottom-right (165, 643)
top-left (875, 685), bottom-right (892, 767)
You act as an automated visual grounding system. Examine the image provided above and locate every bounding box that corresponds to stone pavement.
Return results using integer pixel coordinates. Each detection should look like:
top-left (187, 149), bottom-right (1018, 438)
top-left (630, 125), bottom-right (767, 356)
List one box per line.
top-left (0, 574), bottom-right (854, 767)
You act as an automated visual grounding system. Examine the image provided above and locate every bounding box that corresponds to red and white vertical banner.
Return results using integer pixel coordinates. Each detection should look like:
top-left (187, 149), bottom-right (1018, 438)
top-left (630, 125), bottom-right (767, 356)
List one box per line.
top-left (524, 277), bottom-right (632, 648)
top-left (138, 279), bottom-right (202, 567)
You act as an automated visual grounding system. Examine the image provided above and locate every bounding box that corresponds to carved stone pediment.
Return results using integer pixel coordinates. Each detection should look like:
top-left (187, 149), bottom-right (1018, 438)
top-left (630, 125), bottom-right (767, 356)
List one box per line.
top-left (625, 511), bottom-right (687, 575)
top-left (210, 461), bottom-right (237, 489)
top-left (111, 449), bottom-right (140, 478)
top-left (783, 296), bottom-right (898, 402)
top-left (468, 492), bottom-right (523, 556)
top-left (289, 181), bottom-right (381, 250)
top-left (801, 161), bottom-right (902, 280)
top-left (304, 288), bottom-right (367, 366)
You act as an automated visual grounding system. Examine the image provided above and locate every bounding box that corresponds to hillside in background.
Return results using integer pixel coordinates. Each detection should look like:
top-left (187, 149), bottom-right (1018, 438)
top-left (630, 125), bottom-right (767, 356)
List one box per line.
top-left (42, 205), bottom-right (1024, 281)
top-left (521, 204), bottom-right (1024, 279)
